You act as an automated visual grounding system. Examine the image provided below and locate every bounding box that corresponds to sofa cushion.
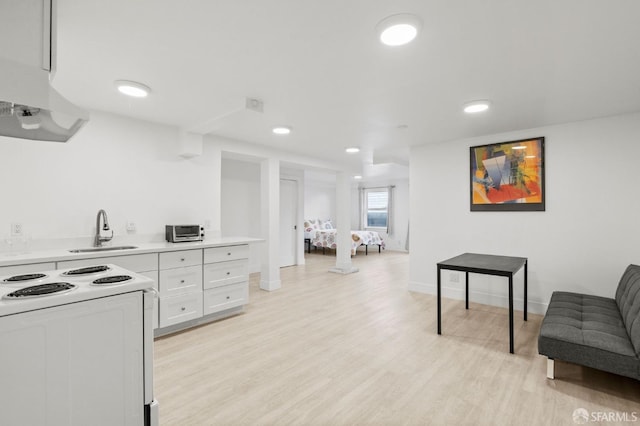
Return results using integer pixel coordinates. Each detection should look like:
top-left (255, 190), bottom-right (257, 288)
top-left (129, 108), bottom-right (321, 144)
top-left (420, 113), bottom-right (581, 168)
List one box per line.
top-left (538, 291), bottom-right (639, 380)
top-left (615, 264), bottom-right (640, 356)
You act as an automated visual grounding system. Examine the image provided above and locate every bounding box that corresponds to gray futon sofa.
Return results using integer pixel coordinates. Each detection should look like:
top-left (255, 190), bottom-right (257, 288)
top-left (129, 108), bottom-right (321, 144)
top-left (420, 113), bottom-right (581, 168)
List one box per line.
top-left (538, 264), bottom-right (640, 380)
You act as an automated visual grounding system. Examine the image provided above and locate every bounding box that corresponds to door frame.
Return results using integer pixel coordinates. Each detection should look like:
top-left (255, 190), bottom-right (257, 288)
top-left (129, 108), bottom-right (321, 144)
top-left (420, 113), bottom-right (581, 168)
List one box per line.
top-left (280, 174), bottom-right (305, 266)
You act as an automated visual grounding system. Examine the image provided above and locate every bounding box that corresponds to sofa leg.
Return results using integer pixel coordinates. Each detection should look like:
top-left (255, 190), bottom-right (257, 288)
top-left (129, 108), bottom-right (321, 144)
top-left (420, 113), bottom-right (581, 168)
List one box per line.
top-left (546, 358), bottom-right (555, 379)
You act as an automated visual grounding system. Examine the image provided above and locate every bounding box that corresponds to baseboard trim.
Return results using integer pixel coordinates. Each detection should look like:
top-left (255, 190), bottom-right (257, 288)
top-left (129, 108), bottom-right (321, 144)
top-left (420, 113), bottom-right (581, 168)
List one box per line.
top-left (154, 306), bottom-right (244, 338)
top-left (260, 279), bottom-right (282, 291)
top-left (408, 281), bottom-right (548, 315)
top-left (329, 266), bottom-right (359, 274)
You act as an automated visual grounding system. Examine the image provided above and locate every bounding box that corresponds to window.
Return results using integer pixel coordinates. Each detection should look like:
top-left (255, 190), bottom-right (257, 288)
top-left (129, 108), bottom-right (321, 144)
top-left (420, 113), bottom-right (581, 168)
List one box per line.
top-left (365, 189), bottom-right (388, 228)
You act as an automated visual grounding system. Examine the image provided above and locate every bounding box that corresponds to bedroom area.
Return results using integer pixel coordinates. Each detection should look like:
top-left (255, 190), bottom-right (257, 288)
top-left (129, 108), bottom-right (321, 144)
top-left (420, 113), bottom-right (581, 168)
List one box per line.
top-left (220, 157), bottom-right (410, 274)
top-left (304, 170), bottom-right (410, 258)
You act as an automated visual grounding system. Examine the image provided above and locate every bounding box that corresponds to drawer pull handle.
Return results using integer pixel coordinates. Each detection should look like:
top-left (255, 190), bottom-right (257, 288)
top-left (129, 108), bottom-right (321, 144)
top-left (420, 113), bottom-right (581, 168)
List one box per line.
top-left (180, 258), bottom-right (185, 261)
top-left (226, 272), bottom-right (230, 275)
top-left (180, 280), bottom-right (185, 283)
top-left (181, 306), bottom-right (186, 311)
top-left (227, 252), bottom-right (231, 256)
top-left (226, 296), bottom-right (230, 299)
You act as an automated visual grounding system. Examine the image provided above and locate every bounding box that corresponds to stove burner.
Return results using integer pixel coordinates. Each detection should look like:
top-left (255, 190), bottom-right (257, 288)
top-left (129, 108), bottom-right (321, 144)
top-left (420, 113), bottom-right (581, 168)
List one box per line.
top-left (92, 275), bottom-right (133, 285)
top-left (4, 282), bottom-right (77, 299)
top-left (2, 273), bottom-right (48, 283)
top-left (63, 265), bottom-right (111, 276)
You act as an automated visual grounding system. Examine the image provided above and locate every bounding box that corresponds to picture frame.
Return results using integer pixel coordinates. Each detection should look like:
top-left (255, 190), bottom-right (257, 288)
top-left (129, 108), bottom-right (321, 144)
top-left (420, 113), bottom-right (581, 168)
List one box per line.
top-left (470, 137), bottom-right (545, 212)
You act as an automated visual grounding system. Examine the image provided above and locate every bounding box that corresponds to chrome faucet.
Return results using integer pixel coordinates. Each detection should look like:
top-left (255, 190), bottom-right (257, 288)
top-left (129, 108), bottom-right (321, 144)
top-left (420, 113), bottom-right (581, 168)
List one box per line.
top-left (94, 209), bottom-right (114, 247)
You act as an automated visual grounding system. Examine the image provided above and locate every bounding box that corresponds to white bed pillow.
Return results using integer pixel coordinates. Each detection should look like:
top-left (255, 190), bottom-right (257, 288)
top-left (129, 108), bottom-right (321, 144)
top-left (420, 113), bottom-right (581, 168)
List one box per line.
top-left (321, 219), bottom-right (334, 230)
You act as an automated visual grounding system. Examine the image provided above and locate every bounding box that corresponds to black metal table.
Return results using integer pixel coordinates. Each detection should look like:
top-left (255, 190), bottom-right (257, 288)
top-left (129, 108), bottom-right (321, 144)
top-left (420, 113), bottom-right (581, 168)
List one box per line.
top-left (437, 253), bottom-right (528, 354)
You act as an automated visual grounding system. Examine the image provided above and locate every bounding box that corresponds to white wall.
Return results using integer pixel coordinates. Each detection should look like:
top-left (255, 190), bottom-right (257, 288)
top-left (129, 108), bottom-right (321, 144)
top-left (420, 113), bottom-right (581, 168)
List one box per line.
top-left (409, 112), bottom-right (640, 314)
top-left (221, 158), bottom-right (262, 272)
top-left (220, 160), bottom-right (307, 272)
top-left (304, 178), bottom-right (336, 223)
top-left (0, 111), bottom-right (219, 249)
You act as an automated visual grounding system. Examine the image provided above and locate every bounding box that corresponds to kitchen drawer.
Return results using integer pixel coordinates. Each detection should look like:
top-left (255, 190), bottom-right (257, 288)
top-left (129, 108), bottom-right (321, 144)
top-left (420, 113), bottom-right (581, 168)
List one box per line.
top-left (158, 265), bottom-right (202, 297)
top-left (204, 245), bottom-right (249, 264)
top-left (203, 282), bottom-right (247, 315)
top-left (203, 259), bottom-right (248, 290)
top-left (0, 262), bottom-right (56, 276)
top-left (159, 249), bottom-right (202, 270)
top-left (159, 292), bottom-right (203, 328)
top-left (58, 253), bottom-right (158, 273)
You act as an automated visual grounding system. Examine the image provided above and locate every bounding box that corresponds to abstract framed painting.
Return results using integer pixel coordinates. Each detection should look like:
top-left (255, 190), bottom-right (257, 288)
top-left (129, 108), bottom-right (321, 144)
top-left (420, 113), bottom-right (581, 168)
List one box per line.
top-left (470, 137), bottom-right (545, 211)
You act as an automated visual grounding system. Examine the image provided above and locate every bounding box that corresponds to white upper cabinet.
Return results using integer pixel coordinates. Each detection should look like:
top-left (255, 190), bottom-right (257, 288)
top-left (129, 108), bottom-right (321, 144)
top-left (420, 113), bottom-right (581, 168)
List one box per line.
top-left (0, 0), bottom-right (52, 71)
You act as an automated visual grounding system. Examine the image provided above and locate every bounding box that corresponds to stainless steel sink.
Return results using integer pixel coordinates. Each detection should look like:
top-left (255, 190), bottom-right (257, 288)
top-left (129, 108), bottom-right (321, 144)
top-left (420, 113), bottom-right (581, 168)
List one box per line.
top-left (68, 245), bottom-right (138, 253)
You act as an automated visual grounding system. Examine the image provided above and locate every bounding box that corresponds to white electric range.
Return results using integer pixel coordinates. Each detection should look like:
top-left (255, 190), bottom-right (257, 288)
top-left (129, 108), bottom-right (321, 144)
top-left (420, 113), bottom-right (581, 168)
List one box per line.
top-left (0, 264), bottom-right (159, 426)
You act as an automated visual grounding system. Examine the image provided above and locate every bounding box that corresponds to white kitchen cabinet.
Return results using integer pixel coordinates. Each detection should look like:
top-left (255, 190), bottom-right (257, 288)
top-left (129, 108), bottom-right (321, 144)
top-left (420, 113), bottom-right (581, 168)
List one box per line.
top-left (0, 240), bottom-right (255, 337)
top-left (159, 292), bottom-right (203, 328)
top-left (155, 244), bottom-right (250, 334)
top-left (158, 265), bottom-right (202, 297)
top-left (0, 262), bottom-right (56, 276)
top-left (159, 249), bottom-right (201, 269)
top-left (203, 259), bottom-right (248, 290)
top-left (0, 0), bottom-right (52, 71)
top-left (203, 282), bottom-right (247, 315)
top-left (202, 244), bottom-right (249, 316)
top-left (157, 249), bottom-right (203, 328)
top-left (204, 244), bottom-right (250, 263)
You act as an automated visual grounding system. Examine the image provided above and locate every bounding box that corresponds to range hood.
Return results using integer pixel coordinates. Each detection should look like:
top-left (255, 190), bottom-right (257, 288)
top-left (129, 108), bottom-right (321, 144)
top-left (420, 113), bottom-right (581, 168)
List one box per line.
top-left (0, 60), bottom-right (89, 143)
top-left (0, 0), bottom-right (89, 142)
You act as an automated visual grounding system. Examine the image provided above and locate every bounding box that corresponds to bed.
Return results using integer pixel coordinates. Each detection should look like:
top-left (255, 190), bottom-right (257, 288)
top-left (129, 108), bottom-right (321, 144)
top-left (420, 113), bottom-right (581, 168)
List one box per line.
top-left (304, 219), bottom-right (385, 255)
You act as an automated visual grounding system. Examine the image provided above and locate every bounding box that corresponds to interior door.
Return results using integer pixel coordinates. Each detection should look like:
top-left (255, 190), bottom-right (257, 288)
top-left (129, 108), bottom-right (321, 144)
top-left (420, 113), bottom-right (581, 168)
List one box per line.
top-left (279, 179), bottom-right (297, 267)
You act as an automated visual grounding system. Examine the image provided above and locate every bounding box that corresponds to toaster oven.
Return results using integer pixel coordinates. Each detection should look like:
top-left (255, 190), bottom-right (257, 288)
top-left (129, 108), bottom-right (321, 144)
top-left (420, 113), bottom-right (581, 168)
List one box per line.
top-left (165, 225), bottom-right (204, 242)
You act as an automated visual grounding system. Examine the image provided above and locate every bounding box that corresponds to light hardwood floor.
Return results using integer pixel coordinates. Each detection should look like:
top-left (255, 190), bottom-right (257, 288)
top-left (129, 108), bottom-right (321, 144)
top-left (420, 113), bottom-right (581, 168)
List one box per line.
top-left (154, 251), bottom-right (640, 426)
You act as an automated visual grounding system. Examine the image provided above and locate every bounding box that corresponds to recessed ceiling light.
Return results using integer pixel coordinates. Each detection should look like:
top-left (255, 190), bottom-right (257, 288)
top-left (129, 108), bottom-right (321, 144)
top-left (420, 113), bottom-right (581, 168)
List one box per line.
top-left (272, 126), bottom-right (291, 135)
top-left (115, 80), bottom-right (150, 98)
top-left (463, 100), bottom-right (491, 113)
top-left (354, 175), bottom-right (363, 180)
top-left (345, 147), bottom-right (360, 153)
top-left (376, 14), bottom-right (422, 46)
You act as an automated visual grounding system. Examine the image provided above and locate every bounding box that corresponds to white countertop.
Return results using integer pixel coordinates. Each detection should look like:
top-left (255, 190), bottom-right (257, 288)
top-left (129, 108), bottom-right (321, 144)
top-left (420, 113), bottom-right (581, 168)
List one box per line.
top-left (0, 237), bottom-right (263, 267)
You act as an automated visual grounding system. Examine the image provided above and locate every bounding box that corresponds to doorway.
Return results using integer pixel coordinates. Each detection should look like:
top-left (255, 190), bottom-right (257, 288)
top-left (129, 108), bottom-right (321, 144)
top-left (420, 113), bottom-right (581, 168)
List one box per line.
top-left (279, 178), bottom-right (297, 267)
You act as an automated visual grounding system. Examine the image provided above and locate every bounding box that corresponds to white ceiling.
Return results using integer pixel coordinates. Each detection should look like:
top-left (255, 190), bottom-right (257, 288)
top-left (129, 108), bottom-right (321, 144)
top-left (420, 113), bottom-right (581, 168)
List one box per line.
top-left (52, 0), bottom-right (640, 176)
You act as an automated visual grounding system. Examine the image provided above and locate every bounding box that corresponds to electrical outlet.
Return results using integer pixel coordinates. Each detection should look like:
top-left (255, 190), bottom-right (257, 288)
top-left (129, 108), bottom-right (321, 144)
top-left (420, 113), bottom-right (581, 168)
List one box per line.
top-left (449, 272), bottom-right (459, 283)
top-left (126, 221), bottom-right (136, 233)
top-left (10, 223), bottom-right (23, 236)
